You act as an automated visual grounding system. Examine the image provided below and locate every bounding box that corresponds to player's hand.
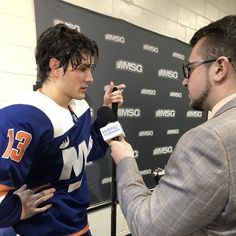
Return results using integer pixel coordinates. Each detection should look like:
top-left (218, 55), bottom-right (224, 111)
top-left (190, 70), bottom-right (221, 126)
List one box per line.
top-left (14, 184), bottom-right (56, 220)
top-left (103, 81), bottom-right (126, 108)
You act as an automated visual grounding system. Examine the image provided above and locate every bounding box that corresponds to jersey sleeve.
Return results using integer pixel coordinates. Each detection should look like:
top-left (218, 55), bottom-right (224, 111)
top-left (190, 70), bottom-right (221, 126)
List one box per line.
top-left (0, 104), bottom-right (53, 226)
top-left (87, 118), bottom-right (109, 162)
top-left (0, 191), bottom-right (22, 227)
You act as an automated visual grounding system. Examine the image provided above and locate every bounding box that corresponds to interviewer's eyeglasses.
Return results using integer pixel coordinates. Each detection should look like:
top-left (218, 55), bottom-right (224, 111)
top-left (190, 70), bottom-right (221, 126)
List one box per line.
top-left (183, 58), bottom-right (219, 79)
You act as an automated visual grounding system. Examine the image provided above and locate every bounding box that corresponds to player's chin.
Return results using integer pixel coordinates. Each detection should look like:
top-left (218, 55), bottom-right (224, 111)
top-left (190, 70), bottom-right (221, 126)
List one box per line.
top-left (76, 92), bottom-right (86, 100)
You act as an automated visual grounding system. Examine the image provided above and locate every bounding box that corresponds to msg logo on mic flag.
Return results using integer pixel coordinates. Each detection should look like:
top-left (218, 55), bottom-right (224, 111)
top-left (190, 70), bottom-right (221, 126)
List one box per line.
top-left (100, 121), bottom-right (125, 141)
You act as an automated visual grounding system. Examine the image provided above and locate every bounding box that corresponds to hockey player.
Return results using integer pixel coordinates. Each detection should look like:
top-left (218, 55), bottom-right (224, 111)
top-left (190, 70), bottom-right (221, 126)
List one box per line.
top-left (0, 23), bottom-right (125, 236)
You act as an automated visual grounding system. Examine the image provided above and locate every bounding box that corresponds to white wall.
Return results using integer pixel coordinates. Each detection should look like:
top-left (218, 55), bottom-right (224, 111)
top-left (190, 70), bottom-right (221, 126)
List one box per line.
top-left (0, 0), bottom-right (235, 235)
top-left (0, 0), bottom-right (36, 105)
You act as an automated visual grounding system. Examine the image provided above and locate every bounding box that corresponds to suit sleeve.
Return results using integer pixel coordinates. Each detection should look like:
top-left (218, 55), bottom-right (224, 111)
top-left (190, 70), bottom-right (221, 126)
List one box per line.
top-left (116, 126), bottom-right (229, 236)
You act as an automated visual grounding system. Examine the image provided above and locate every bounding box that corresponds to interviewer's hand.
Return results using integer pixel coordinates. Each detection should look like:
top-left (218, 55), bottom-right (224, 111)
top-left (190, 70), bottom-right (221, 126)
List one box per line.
top-left (103, 81), bottom-right (126, 108)
top-left (109, 138), bottom-right (135, 164)
top-left (14, 184), bottom-right (56, 220)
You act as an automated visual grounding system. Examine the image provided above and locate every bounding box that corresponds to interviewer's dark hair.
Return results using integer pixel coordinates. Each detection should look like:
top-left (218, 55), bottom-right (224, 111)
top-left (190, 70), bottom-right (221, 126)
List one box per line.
top-left (190, 15), bottom-right (236, 71)
top-left (35, 23), bottom-right (98, 83)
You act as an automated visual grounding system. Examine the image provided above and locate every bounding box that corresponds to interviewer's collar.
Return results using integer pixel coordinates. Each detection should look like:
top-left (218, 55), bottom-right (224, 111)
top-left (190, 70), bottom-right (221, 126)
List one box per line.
top-left (208, 93), bottom-right (236, 119)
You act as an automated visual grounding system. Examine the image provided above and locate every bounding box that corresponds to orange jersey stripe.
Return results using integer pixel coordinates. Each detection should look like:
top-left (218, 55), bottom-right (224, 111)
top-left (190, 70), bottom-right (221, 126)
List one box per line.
top-left (69, 224), bottom-right (89, 236)
top-left (0, 184), bottom-right (14, 196)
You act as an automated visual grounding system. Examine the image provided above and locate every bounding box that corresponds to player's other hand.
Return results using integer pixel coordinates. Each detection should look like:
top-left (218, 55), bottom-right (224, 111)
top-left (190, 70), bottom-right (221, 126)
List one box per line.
top-left (14, 183), bottom-right (56, 220)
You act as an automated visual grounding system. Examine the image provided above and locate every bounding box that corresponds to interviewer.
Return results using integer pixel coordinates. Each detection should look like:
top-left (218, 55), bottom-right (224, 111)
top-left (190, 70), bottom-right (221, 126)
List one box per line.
top-left (109, 15), bottom-right (236, 236)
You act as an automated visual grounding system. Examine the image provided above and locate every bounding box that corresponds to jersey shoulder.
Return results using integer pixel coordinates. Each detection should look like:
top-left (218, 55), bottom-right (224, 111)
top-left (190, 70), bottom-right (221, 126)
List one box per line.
top-left (1, 91), bottom-right (91, 137)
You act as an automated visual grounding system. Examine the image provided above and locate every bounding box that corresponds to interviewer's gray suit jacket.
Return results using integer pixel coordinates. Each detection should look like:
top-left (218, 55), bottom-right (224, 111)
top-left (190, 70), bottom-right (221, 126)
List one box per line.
top-left (117, 98), bottom-right (236, 236)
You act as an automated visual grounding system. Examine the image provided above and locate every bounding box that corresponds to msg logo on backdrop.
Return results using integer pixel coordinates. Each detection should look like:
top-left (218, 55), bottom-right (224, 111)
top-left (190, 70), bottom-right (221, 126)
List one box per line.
top-left (140, 169), bottom-right (152, 176)
top-left (169, 92), bottom-right (182, 98)
top-left (105, 33), bottom-right (125, 44)
top-left (155, 109), bottom-right (176, 118)
top-left (158, 69), bottom-right (178, 79)
top-left (143, 44), bottom-right (159, 53)
top-left (186, 111), bottom-right (203, 118)
top-left (118, 108), bottom-right (141, 118)
top-left (153, 146), bottom-right (173, 156)
top-left (172, 52), bottom-right (185, 60)
top-left (141, 89), bottom-right (157, 96)
top-left (116, 60), bottom-right (143, 73)
top-left (167, 129), bottom-right (179, 135)
top-left (139, 130), bottom-right (154, 137)
top-left (101, 177), bottom-right (111, 184)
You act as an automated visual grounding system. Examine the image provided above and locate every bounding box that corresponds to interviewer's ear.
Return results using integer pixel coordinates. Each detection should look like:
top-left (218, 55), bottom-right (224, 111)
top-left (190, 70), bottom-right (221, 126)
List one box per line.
top-left (213, 56), bottom-right (231, 82)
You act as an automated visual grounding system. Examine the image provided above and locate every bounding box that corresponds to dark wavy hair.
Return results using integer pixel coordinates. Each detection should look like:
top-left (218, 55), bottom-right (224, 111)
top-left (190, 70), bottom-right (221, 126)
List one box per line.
top-left (190, 15), bottom-right (236, 71)
top-left (35, 23), bottom-right (98, 84)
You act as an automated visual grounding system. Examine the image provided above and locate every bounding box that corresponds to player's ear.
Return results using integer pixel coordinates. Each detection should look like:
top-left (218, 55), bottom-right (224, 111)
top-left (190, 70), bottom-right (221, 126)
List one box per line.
top-left (49, 58), bottom-right (61, 78)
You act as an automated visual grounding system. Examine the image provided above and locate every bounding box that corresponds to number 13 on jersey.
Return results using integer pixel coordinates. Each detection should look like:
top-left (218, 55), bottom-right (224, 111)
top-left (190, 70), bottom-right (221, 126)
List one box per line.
top-left (2, 128), bottom-right (32, 162)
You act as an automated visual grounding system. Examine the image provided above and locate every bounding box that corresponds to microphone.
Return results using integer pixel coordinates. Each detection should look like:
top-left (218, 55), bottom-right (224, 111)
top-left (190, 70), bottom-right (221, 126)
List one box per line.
top-left (97, 106), bottom-right (125, 142)
top-left (111, 87), bottom-right (118, 120)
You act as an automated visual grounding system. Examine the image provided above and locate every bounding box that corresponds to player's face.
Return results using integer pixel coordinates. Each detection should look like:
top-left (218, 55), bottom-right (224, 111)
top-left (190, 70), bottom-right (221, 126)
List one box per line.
top-left (61, 53), bottom-right (94, 100)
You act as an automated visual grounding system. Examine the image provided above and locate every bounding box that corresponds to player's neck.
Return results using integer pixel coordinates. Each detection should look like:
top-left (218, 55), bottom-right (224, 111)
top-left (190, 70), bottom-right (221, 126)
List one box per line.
top-left (40, 85), bottom-right (71, 109)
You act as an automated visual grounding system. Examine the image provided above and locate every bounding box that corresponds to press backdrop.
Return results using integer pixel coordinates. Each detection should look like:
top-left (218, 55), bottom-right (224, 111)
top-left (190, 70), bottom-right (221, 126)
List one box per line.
top-left (34, 0), bottom-right (207, 208)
